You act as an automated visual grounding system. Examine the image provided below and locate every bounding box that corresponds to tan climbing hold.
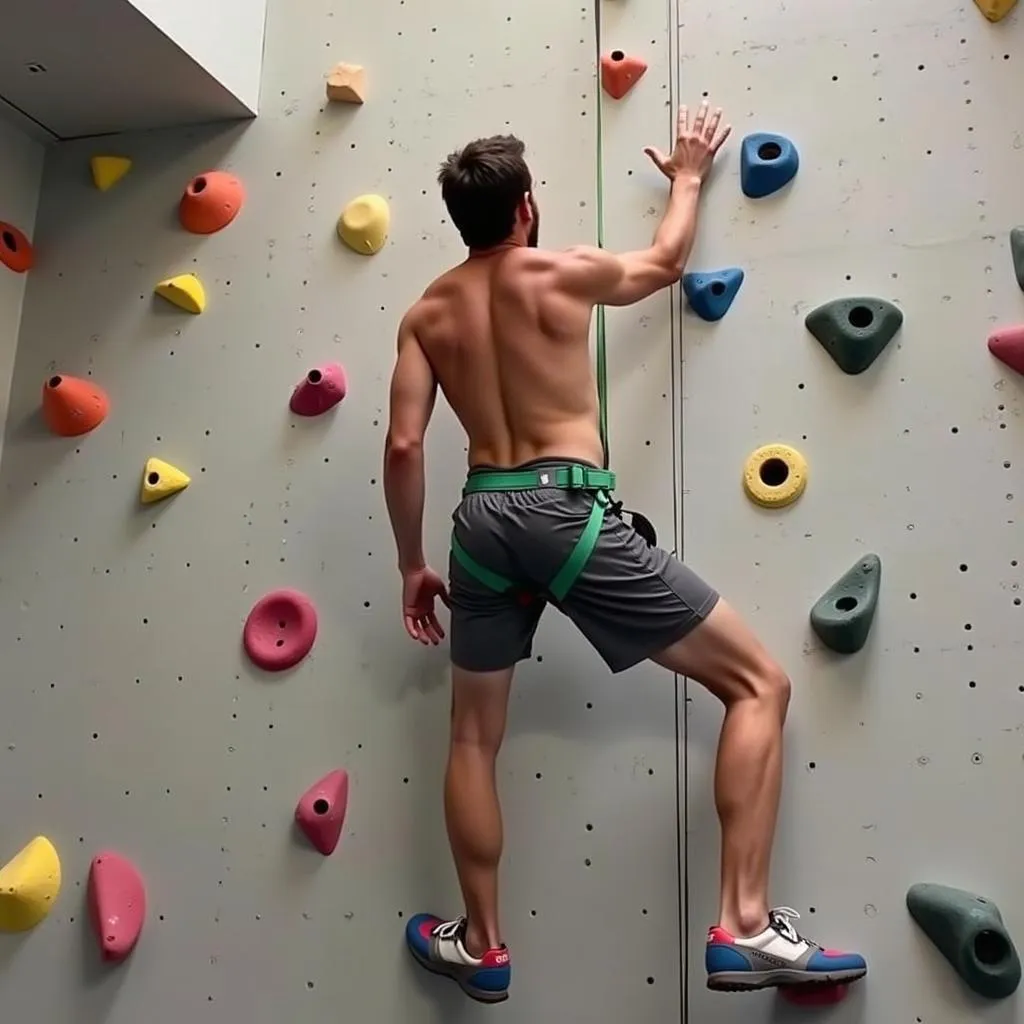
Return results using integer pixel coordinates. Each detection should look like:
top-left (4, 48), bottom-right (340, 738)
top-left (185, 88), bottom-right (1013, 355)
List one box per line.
top-left (141, 458), bottom-right (190, 504)
top-left (326, 63), bottom-right (366, 104)
top-left (337, 194), bottom-right (389, 255)
top-left (0, 836), bottom-right (61, 932)
top-left (974, 0), bottom-right (1017, 20)
top-left (155, 273), bottom-right (206, 314)
top-left (90, 156), bottom-right (132, 191)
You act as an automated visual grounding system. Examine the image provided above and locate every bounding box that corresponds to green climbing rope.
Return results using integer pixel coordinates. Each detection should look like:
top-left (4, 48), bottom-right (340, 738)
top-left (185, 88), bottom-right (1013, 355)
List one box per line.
top-left (593, 0), bottom-right (609, 469)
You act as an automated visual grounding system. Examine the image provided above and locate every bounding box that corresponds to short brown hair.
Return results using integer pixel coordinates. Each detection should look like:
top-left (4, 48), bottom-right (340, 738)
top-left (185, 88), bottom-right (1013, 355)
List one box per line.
top-left (438, 135), bottom-right (532, 249)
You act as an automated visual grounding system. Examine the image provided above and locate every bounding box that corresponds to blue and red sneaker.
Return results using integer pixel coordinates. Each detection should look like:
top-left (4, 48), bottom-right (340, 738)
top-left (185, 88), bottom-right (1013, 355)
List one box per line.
top-left (405, 913), bottom-right (511, 1003)
top-left (706, 907), bottom-right (867, 991)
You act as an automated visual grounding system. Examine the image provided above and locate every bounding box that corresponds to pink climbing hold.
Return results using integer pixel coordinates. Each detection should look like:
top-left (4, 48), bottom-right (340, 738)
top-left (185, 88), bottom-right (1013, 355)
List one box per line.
top-left (295, 769), bottom-right (350, 855)
top-left (243, 588), bottom-right (318, 671)
top-left (88, 851), bottom-right (146, 963)
top-left (289, 363), bottom-right (348, 416)
top-left (780, 984), bottom-right (851, 1007)
top-left (988, 324), bottom-right (1024, 375)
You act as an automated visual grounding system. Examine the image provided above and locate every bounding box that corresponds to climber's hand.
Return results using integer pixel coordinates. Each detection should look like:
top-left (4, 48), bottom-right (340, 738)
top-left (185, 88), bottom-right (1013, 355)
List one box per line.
top-left (644, 99), bottom-right (731, 183)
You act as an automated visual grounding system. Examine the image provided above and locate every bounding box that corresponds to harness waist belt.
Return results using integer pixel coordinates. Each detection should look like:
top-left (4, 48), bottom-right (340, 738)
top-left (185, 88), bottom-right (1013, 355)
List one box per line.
top-left (462, 464), bottom-right (615, 495)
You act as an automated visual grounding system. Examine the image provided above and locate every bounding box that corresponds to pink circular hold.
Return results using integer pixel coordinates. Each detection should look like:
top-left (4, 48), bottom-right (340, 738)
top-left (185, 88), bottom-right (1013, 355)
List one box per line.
top-left (243, 589), bottom-right (318, 671)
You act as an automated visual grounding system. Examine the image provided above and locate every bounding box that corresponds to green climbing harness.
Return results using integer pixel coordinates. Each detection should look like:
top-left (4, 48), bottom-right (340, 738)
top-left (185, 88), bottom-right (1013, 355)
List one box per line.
top-left (451, 6), bottom-right (618, 605)
top-left (451, 466), bottom-right (616, 603)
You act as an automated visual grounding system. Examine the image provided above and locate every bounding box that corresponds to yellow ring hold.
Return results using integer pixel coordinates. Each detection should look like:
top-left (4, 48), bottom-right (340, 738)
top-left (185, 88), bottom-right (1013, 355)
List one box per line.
top-left (337, 194), bottom-right (390, 255)
top-left (742, 444), bottom-right (808, 508)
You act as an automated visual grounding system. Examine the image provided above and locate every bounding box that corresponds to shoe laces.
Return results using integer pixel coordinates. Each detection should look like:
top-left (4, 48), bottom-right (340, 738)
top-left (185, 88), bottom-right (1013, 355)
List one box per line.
top-left (431, 917), bottom-right (466, 941)
top-left (767, 906), bottom-right (804, 944)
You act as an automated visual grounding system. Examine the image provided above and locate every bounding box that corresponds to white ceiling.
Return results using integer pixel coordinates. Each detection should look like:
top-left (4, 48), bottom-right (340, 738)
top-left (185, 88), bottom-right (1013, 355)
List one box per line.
top-left (0, 0), bottom-right (254, 141)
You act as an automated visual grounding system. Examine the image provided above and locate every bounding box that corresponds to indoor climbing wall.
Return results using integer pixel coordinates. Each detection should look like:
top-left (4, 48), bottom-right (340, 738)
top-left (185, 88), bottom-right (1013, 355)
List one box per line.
top-left (678, 0), bottom-right (1024, 1022)
top-left (0, 1), bottom-right (686, 1022)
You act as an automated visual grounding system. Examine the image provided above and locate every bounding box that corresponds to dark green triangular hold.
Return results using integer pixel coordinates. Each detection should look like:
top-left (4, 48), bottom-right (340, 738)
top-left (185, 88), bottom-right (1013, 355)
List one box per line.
top-left (907, 883), bottom-right (1021, 999)
top-left (805, 297), bottom-right (903, 375)
top-left (809, 554), bottom-right (880, 654)
top-left (1010, 227), bottom-right (1024, 292)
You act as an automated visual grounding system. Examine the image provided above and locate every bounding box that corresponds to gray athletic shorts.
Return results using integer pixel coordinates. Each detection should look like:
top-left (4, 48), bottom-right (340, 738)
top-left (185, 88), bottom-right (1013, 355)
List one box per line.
top-left (449, 458), bottom-right (720, 673)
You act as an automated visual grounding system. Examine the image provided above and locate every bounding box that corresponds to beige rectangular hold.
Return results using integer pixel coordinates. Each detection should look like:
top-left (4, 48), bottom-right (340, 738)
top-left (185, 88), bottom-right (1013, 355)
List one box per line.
top-left (326, 63), bottom-right (366, 104)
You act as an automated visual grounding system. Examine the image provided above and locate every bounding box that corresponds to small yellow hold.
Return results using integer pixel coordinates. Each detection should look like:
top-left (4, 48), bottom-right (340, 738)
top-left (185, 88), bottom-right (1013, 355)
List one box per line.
top-left (0, 836), bottom-right (61, 932)
top-left (155, 273), bottom-right (206, 314)
top-left (974, 0), bottom-right (1017, 20)
top-left (326, 63), bottom-right (367, 104)
top-left (337, 194), bottom-right (390, 255)
top-left (141, 457), bottom-right (191, 504)
top-left (90, 155), bottom-right (132, 191)
top-left (742, 444), bottom-right (808, 509)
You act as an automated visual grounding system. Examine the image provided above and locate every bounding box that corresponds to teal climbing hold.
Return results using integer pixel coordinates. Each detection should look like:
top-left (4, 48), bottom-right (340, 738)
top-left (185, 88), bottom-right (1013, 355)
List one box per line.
top-left (907, 883), bottom-right (1021, 999)
top-left (740, 133), bottom-right (799, 198)
top-left (805, 297), bottom-right (903, 375)
top-left (682, 268), bottom-right (744, 321)
top-left (809, 554), bottom-right (881, 654)
top-left (1010, 227), bottom-right (1024, 292)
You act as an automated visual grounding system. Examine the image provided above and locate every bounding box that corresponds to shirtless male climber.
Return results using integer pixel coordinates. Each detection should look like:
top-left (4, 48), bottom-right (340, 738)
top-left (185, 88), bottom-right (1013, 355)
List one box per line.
top-left (382, 99), bottom-right (867, 1004)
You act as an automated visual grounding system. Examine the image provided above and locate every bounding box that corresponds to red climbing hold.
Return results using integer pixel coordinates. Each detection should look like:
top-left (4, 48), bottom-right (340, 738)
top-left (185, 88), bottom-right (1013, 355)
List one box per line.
top-left (243, 589), bottom-right (318, 671)
top-left (988, 325), bottom-right (1024, 375)
top-left (0, 221), bottom-right (33, 273)
top-left (41, 374), bottom-right (109, 437)
top-left (295, 769), bottom-right (350, 855)
top-left (289, 363), bottom-right (348, 416)
top-left (780, 984), bottom-right (851, 1007)
top-left (88, 851), bottom-right (146, 963)
top-left (179, 170), bottom-right (245, 234)
top-left (600, 50), bottom-right (648, 100)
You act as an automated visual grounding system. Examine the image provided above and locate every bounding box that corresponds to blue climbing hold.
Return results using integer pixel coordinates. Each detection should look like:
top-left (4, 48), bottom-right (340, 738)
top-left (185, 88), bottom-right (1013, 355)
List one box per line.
top-left (740, 133), bottom-right (799, 199)
top-left (682, 268), bottom-right (744, 322)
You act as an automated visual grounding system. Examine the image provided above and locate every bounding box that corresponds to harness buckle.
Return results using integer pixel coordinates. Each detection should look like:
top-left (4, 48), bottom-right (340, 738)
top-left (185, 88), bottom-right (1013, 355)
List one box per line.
top-left (567, 464), bottom-right (586, 489)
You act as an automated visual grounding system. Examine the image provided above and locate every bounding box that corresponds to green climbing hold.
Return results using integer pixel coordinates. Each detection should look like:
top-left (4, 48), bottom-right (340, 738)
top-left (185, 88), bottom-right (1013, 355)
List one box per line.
top-left (907, 883), bottom-right (1021, 999)
top-left (809, 554), bottom-right (881, 654)
top-left (1010, 227), bottom-right (1024, 292)
top-left (805, 297), bottom-right (903, 375)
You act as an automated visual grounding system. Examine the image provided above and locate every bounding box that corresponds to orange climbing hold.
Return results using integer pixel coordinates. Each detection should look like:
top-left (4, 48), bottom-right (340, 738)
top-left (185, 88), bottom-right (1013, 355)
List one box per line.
top-left (600, 50), bottom-right (647, 100)
top-left (88, 851), bottom-right (146, 963)
top-left (179, 170), bottom-right (245, 234)
top-left (41, 374), bottom-right (109, 437)
top-left (0, 221), bottom-right (34, 273)
top-left (989, 325), bottom-right (1024, 375)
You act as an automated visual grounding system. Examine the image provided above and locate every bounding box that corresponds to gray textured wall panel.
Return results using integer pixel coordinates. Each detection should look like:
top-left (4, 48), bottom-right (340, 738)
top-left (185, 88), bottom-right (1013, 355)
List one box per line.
top-left (680, 1), bottom-right (1024, 1022)
top-left (0, 1), bottom-right (685, 1021)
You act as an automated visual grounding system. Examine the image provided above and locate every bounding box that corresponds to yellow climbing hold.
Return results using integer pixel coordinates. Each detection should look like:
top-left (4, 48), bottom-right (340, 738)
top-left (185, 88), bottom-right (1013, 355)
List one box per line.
top-left (337, 194), bottom-right (389, 255)
top-left (742, 444), bottom-right (808, 509)
top-left (974, 0), bottom-right (1017, 20)
top-left (90, 155), bottom-right (132, 191)
top-left (0, 836), bottom-right (61, 932)
top-left (155, 273), bottom-right (206, 314)
top-left (141, 457), bottom-right (191, 504)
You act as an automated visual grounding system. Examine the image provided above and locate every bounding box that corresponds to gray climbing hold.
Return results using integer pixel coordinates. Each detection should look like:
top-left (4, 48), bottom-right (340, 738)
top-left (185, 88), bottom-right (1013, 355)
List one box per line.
top-left (805, 297), bottom-right (903, 375)
top-left (907, 883), bottom-right (1021, 999)
top-left (809, 554), bottom-right (881, 654)
top-left (1010, 227), bottom-right (1024, 292)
